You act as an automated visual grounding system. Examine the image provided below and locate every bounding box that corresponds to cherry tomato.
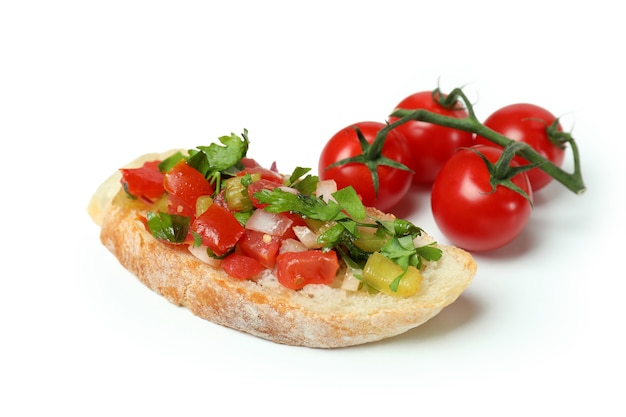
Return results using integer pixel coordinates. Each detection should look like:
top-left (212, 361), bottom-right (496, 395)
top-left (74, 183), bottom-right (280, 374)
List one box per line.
top-left (275, 250), bottom-right (339, 290)
top-left (431, 145), bottom-right (533, 252)
top-left (318, 121), bottom-right (413, 212)
top-left (119, 160), bottom-right (165, 200)
top-left (388, 91), bottom-right (474, 185)
top-left (475, 103), bottom-right (565, 191)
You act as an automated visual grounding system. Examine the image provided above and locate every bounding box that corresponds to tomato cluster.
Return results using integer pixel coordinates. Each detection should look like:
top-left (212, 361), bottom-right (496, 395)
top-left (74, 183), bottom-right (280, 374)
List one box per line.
top-left (318, 89), bottom-right (567, 252)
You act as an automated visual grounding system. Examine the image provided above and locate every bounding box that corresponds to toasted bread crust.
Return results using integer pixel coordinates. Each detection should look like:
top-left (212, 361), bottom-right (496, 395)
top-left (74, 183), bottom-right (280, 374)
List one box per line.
top-left (89, 152), bottom-right (477, 348)
top-left (95, 200), bottom-right (475, 348)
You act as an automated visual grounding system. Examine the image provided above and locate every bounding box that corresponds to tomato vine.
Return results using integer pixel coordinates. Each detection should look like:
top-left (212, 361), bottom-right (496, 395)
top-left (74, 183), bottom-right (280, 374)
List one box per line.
top-left (384, 87), bottom-right (585, 195)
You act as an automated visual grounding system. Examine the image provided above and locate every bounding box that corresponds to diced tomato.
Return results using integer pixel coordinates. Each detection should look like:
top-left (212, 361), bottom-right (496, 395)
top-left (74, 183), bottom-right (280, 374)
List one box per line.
top-left (192, 203), bottom-right (244, 256)
top-left (120, 160), bottom-right (165, 200)
top-left (166, 193), bottom-right (192, 217)
top-left (248, 179), bottom-right (288, 209)
top-left (275, 250), bottom-right (339, 290)
top-left (237, 229), bottom-right (282, 268)
top-left (240, 158), bottom-right (261, 168)
top-left (248, 179), bottom-right (275, 209)
top-left (280, 212), bottom-right (308, 240)
top-left (221, 253), bottom-right (265, 280)
top-left (164, 160), bottom-right (214, 217)
top-left (238, 166), bottom-right (284, 185)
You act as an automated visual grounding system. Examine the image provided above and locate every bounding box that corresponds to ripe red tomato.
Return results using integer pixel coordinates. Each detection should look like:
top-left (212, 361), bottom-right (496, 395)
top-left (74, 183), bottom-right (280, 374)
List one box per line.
top-left (119, 160), bottom-right (165, 200)
top-left (388, 91), bottom-right (474, 185)
top-left (318, 121), bottom-right (413, 212)
top-left (192, 203), bottom-right (244, 256)
top-left (475, 103), bottom-right (565, 191)
top-left (236, 229), bottom-right (282, 268)
top-left (221, 253), bottom-right (265, 280)
top-left (431, 145), bottom-right (533, 252)
top-left (164, 160), bottom-right (214, 217)
top-left (275, 250), bottom-right (339, 290)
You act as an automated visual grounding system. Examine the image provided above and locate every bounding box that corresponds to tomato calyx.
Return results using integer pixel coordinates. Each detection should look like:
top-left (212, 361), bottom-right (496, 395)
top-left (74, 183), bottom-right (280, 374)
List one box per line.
top-left (545, 118), bottom-right (576, 151)
top-left (466, 142), bottom-right (536, 207)
top-left (431, 87), bottom-right (469, 112)
top-left (323, 126), bottom-right (412, 197)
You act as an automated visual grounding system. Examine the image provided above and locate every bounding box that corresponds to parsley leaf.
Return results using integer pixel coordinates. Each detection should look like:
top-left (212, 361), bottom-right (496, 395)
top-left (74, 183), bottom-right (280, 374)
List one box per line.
top-left (187, 130), bottom-right (250, 179)
top-left (332, 186), bottom-right (366, 221)
top-left (146, 211), bottom-right (190, 243)
top-left (254, 188), bottom-right (346, 221)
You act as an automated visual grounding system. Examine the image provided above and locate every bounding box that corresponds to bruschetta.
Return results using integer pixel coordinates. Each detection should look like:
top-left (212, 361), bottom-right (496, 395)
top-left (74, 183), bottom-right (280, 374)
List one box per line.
top-left (88, 132), bottom-right (477, 348)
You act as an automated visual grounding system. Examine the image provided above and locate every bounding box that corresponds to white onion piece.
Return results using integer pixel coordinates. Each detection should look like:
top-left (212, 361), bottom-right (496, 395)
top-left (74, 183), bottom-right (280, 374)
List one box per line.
top-left (246, 209), bottom-right (293, 236)
top-left (341, 267), bottom-right (362, 291)
top-left (188, 245), bottom-right (222, 267)
top-left (292, 225), bottom-right (323, 249)
top-left (315, 179), bottom-right (337, 203)
top-left (278, 238), bottom-right (308, 254)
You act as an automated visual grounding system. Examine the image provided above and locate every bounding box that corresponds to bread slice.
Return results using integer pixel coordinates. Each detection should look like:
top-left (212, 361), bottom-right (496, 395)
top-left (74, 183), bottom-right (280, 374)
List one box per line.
top-left (88, 152), bottom-right (477, 348)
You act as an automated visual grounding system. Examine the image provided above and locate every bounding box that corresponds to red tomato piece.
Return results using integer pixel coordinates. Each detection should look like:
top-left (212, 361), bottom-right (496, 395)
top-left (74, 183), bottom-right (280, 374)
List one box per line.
top-left (240, 157), bottom-right (261, 168)
top-left (238, 166), bottom-right (284, 185)
top-left (475, 103), bottom-right (565, 191)
top-left (164, 160), bottom-right (214, 217)
top-left (275, 250), bottom-right (339, 290)
top-left (192, 203), bottom-right (244, 256)
top-left (237, 229), bottom-right (282, 268)
top-left (388, 91), bottom-right (474, 185)
top-left (221, 253), bottom-right (265, 280)
top-left (279, 212), bottom-right (308, 240)
top-left (318, 121), bottom-right (413, 212)
top-left (119, 160), bottom-right (165, 200)
top-left (431, 145), bottom-right (533, 252)
top-left (247, 179), bottom-right (284, 209)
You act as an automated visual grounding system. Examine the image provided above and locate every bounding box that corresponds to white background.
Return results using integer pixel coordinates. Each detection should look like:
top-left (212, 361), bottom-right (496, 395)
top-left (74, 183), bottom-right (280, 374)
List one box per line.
top-left (2, 1), bottom-right (624, 415)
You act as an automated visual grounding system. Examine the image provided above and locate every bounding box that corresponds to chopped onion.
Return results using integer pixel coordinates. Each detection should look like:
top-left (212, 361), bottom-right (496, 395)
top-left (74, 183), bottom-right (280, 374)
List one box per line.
top-left (246, 209), bottom-right (293, 236)
top-left (277, 186), bottom-right (298, 195)
top-left (292, 225), bottom-right (323, 249)
top-left (316, 179), bottom-right (337, 203)
top-left (279, 238), bottom-right (308, 254)
top-left (188, 245), bottom-right (222, 267)
top-left (341, 267), bottom-right (362, 291)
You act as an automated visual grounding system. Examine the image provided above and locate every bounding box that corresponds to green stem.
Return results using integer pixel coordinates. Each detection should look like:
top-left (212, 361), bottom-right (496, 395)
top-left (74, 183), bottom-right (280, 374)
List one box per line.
top-left (385, 88), bottom-right (586, 195)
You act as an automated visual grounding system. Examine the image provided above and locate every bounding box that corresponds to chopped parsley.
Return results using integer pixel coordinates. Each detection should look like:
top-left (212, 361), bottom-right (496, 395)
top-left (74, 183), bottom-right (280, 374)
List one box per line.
top-left (253, 186), bottom-right (442, 271)
top-left (139, 130), bottom-right (442, 295)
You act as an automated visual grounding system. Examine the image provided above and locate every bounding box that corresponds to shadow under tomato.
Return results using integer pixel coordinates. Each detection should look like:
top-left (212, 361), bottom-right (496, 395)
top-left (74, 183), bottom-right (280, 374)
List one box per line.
top-left (387, 183), bottom-right (432, 219)
top-left (468, 226), bottom-right (538, 261)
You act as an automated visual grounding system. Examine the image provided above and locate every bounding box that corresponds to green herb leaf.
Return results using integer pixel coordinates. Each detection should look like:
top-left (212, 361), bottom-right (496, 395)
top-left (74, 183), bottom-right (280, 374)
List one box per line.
top-left (287, 167), bottom-right (319, 195)
top-left (288, 167), bottom-right (312, 186)
top-left (254, 188), bottom-right (345, 221)
top-left (415, 243), bottom-right (443, 262)
top-left (187, 130), bottom-right (250, 178)
top-left (293, 174), bottom-right (319, 195)
top-left (331, 186), bottom-right (366, 221)
top-left (191, 231), bottom-right (203, 247)
top-left (146, 211), bottom-right (190, 243)
top-left (158, 151), bottom-right (185, 173)
top-left (380, 235), bottom-right (418, 270)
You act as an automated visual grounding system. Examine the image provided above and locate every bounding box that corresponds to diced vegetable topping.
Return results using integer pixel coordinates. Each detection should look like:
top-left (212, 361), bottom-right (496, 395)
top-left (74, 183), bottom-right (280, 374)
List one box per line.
top-left (117, 130), bottom-right (442, 296)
